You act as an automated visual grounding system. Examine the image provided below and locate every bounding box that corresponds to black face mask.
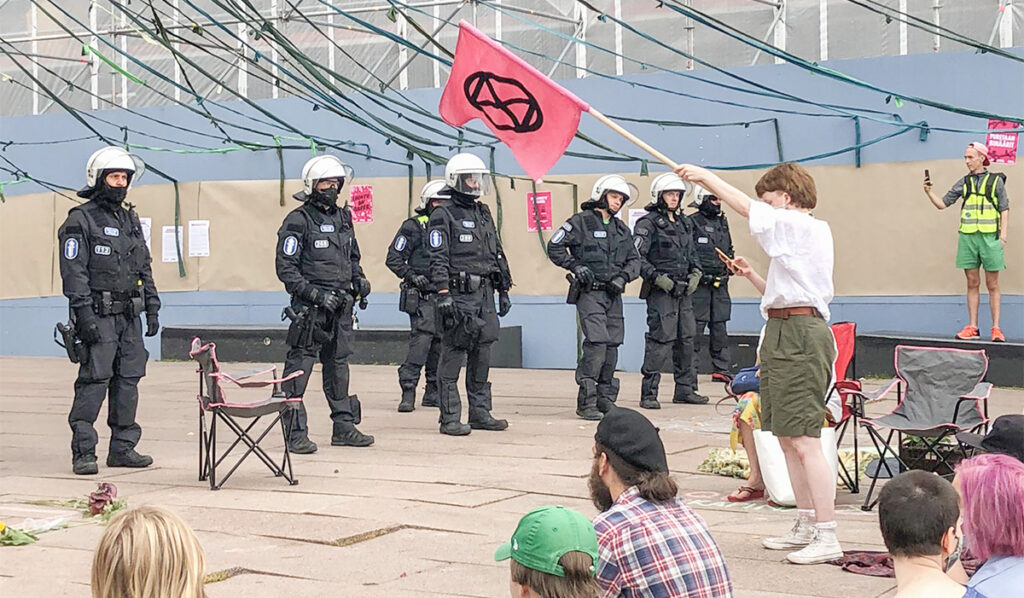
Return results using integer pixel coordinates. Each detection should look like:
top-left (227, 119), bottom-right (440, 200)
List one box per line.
top-left (310, 186), bottom-right (340, 208)
top-left (94, 183), bottom-right (128, 208)
top-left (699, 200), bottom-right (721, 217)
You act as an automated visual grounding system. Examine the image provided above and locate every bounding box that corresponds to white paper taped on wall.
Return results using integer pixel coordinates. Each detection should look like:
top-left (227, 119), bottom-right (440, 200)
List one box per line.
top-left (139, 217), bottom-right (152, 250)
top-left (188, 220), bottom-right (210, 257)
top-left (162, 226), bottom-right (183, 263)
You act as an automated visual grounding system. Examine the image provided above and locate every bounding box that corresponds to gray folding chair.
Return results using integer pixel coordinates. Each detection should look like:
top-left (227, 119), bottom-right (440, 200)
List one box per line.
top-left (859, 345), bottom-right (991, 510)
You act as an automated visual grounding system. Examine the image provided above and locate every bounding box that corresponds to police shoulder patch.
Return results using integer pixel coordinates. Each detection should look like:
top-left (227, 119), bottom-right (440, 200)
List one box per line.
top-left (63, 238), bottom-right (79, 259)
top-left (282, 235), bottom-right (299, 256)
top-left (394, 235), bottom-right (408, 251)
top-left (634, 237), bottom-right (643, 250)
top-left (551, 229), bottom-right (566, 244)
top-left (561, 221), bottom-right (573, 232)
top-left (429, 229), bottom-right (443, 248)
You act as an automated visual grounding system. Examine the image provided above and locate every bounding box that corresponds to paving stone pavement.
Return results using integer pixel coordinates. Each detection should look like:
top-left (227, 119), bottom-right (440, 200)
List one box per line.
top-left (2, 356), bottom-right (1019, 597)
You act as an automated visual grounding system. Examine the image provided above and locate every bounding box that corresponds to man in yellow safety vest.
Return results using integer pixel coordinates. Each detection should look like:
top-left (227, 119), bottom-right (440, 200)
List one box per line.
top-left (924, 142), bottom-right (1010, 342)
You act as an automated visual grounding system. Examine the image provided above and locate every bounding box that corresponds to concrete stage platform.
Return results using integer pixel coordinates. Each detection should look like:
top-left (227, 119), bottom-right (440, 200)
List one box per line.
top-left (2, 357), bottom-right (1021, 597)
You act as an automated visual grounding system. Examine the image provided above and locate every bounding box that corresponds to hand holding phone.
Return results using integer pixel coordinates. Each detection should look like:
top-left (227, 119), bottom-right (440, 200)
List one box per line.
top-left (715, 247), bottom-right (738, 272)
top-left (924, 169), bottom-right (932, 190)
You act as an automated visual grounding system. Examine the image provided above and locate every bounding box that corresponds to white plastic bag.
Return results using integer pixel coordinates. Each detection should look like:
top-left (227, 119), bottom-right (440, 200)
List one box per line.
top-left (753, 428), bottom-right (839, 507)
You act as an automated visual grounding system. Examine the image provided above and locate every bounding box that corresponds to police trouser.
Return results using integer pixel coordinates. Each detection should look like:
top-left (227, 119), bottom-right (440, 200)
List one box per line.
top-left (575, 290), bottom-right (625, 413)
top-left (437, 286), bottom-right (500, 426)
top-left (398, 294), bottom-right (441, 399)
top-left (281, 301), bottom-right (358, 442)
top-left (69, 312), bottom-right (148, 459)
top-left (640, 288), bottom-right (698, 402)
top-left (692, 284), bottom-right (732, 376)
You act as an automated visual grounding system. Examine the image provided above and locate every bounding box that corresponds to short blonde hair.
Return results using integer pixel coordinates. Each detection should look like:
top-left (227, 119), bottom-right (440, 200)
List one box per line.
top-left (754, 163), bottom-right (818, 209)
top-left (92, 505), bottom-right (207, 598)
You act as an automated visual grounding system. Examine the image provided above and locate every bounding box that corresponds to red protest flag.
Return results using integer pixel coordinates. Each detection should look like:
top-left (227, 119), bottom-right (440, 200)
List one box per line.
top-left (440, 20), bottom-right (590, 182)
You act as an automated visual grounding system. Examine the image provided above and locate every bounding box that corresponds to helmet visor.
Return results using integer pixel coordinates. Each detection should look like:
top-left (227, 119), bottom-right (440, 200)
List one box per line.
top-left (454, 172), bottom-right (492, 197)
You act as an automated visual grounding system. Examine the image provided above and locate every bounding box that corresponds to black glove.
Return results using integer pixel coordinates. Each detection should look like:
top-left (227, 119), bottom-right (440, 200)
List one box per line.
top-left (320, 291), bottom-right (342, 312)
top-left (572, 265), bottom-right (595, 286)
top-left (75, 309), bottom-right (102, 345)
top-left (498, 291), bottom-right (512, 317)
top-left (145, 313), bottom-right (160, 337)
top-left (407, 273), bottom-right (430, 290)
top-left (436, 293), bottom-right (456, 321)
top-left (606, 276), bottom-right (627, 295)
top-left (354, 276), bottom-right (371, 299)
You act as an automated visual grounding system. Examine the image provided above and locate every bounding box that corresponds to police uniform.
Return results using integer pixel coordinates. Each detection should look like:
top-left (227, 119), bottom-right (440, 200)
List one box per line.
top-left (386, 212), bottom-right (441, 409)
top-left (276, 198), bottom-right (370, 448)
top-left (634, 205), bottom-right (704, 405)
top-left (548, 210), bottom-right (640, 417)
top-left (689, 206), bottom-right (734, 376)
top-left (428, 189), bottom-right (513, 433)
top-left (58, 196), bottom-right (159, 469)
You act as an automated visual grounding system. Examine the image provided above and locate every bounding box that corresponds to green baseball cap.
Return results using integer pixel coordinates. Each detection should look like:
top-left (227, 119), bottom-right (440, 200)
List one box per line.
top-left (494, 506), bottom-right (599, 577)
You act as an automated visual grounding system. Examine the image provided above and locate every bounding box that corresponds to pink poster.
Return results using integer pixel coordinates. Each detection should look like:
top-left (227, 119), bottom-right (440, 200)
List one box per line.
top-left (986, 120), bottom-right (1019, 165)
top-left (349, 185), bottom-right (373, 223)
top-left (526, 191), bottom-right (553, 232)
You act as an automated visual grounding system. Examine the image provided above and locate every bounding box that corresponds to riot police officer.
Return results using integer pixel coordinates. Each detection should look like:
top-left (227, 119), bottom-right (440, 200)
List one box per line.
top-left (58, 146), bottom-right (160, 475)
top-left (689, 185), bottom-right (735, 380)
top-left (428, 153), bottom-right (513, 436)
top-left (634, 173), bottom-right (707, 409)
top-left (547, 175), bottom-right (640, 421)
top-left (276, 155), bottom-right (373, 453)
top-left (387, 180), bottom-right (447, 412)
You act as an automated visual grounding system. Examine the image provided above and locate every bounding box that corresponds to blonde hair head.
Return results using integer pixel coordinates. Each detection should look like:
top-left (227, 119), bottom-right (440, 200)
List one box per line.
top-left (91, 505), bottom-right (207, 598)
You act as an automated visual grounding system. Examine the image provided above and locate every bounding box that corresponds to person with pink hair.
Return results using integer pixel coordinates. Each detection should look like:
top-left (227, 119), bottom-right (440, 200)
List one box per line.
top-left (954, 453), bottom-right (1024, 596)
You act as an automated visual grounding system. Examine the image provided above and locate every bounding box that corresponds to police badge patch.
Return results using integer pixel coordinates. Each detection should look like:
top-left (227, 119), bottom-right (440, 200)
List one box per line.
top-left (551, 229), bottom-right (566, 244)
top-left (429, 229), bottom-right (443, 248)
top-left (394, 235), bottom-right (407, 251)
top-left (94, 245), bottom-right (111, 255)
top-left (103, 226), bottom-right (120, 237)
top-left (283, 235), bottom-right (299, 256)
top-left (320, 224), bottom-right (336, 233)
top-left (64, 238), bottom-right (79, 259)
top-left (314, 239), bottom-right (329, 249)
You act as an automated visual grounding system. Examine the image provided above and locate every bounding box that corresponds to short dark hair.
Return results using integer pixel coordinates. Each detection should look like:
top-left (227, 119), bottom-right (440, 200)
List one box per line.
top-left (878, 471), bottom-right (959, 558)
top-left (510, 552), bottom-right (599, 598)
top-left (597, 442), bottom-right (677, 502)
top-left (754, 163), bottom-right (818, 209)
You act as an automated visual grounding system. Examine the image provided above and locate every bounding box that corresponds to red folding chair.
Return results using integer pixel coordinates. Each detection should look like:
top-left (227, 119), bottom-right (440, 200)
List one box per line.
top-left (826, 321), bottom-right (862, 493)
top-left (189, 337), bottom-right (304, 490)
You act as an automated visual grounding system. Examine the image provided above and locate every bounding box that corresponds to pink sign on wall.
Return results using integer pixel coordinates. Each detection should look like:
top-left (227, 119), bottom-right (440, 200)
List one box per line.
top-left (349, 185), bottom-right (373, 223)
top-left (526, 191), bottom-right (553, 232)
top-left (986, 120), bottom-right (1019, 165)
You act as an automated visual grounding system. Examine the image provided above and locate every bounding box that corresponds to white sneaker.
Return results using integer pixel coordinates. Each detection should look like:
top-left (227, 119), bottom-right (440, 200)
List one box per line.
top-left (762, 519), bottom-right (815, 550)
top-left (786, 529), bottom-right (843, 564)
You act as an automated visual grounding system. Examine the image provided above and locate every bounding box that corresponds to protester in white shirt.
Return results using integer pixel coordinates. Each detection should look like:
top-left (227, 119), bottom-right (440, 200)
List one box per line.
top-left (675, 162), bottom-right (840, 565)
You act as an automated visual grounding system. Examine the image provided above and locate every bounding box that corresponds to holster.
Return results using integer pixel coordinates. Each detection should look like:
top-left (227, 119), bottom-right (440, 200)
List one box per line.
top-left (399, 283), bottom-right (421, 315)
top-left (283, 306), bottom-right (310, 347)
top-left (54, 321), bottom-right (88, 364)
top-left (565, 274), bottom-right (581, 305)
top-left (444, 309), bottom-right (482, 350)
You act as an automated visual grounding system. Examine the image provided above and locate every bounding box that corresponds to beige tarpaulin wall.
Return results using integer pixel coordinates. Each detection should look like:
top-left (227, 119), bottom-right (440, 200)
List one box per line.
top-left (2, 159), bottom-right (1021, 301)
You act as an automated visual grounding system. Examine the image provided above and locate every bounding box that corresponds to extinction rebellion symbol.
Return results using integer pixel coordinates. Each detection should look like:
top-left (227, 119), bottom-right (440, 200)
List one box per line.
top-left (464, 71), bottom-right (543, 133)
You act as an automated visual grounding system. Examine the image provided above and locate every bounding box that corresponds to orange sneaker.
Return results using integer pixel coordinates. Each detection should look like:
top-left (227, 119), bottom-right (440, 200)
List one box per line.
top-left (991, 327), bottom-right (1006, 342)
top-left (955, 325), bottom-right (980, 340)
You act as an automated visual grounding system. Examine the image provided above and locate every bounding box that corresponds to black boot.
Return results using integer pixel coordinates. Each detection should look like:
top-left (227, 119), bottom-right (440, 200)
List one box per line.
top-left (469, 408), bottom-right (508, 431)
top-left (640, 398), bottom-right (661, 410)
top-left (673, 389), bottom-right (710, 405)
top-left (73, 454), bottom-right (99, 475)
top-left (576, 381), bottom-right (602, 421)
top-left (438, 381), bottom-right (470, 435)
top-left (288, 436), bottom-right (318, 454)
top-left (440, 421), bottom-right (472, 435)
top-left (106, 448), bottom-right (153, 468)
top-left (421, 382), bottom-right (439, 407)
top-left (332, 422), bottom-right (374, 447)
top-left (398, 388), bottom-right (416, 413)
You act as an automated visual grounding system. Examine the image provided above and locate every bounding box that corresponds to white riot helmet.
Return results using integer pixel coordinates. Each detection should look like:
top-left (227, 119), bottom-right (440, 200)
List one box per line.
top-left (692, 184), bottom-right (717, 202)
top-left (587, 174), bottom-right (637, 214)
top-left (444, 152), bottom-right (491, 197)
top-left (417, 179), bottom-right (449, 213)
top-left (300, 155), bottom-right (354, 196)
top-left (650, 172), bottom-right (688, 207)
top-left (84, 146), bottom-right (145, 189)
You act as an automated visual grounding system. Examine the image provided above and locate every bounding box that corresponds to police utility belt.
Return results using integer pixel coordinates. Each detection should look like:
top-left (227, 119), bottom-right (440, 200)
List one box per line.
top-left (448, 272), bottom-right (496, 294)
top-left (92, 290), bottom-right (144, 317)
top-left (701, 274), bottom-right (729, 288)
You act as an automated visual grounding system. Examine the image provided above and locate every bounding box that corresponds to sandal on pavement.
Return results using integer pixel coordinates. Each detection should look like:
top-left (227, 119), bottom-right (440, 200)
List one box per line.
top-left (727, 485), bottom-right (765, 503)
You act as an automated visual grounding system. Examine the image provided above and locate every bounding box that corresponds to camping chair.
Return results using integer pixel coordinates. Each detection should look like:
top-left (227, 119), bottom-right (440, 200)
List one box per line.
top-left (825, 321), bottom-right (862, 493)
top-left (858, 345), bottom-right (991, 511)
top-left (189, 337), bottom-right (304, 490)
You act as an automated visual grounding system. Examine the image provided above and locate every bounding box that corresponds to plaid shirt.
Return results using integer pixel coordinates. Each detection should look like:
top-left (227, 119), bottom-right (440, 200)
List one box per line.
top-left (593, 486), bottom-right (733, 598)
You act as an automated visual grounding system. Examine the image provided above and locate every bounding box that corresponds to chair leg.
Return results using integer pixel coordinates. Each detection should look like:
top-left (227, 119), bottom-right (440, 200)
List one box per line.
top-left (281, 409), bottom-right (297, 486)
top-left (208, 411), bottom-right (297, 490)
top-left (852, 413), bottom-right (859, 494)
top-left (860, 427), bottom-right (909, 511)
top-left (209, 413), bottom-right (218, 491)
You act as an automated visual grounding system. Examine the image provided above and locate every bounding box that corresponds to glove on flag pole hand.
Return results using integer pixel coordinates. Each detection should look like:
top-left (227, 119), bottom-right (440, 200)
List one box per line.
top-left (440, 21), bottom-right (677, 182)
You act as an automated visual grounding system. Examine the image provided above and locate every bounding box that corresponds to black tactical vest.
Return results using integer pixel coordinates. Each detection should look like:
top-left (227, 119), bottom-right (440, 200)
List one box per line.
top-left (407, 215), bottom-right (431, 275)
top-left (75, 203), bottom-right (148, 293)
top-left (689, 212), bottom-right (731, 276)
top-left (639, 210), bottom-right (693, 277)
top-left (441, 201), bottom-right (500, 276)
top-left (575, 210), bottom-right (634, 278)
top-left (295, 204), bottom-right (355, 287)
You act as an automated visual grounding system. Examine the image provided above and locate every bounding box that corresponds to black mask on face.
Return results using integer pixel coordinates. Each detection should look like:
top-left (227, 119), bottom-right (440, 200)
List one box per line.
top-left (699, 199), bottom-right (721, 217)
top-left (310, 186), bottom-right (340, 209)
top-left (93, 182), bottom-right (128, 209)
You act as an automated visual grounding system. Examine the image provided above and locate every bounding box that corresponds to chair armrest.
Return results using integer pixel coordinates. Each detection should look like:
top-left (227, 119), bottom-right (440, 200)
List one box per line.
top-left (852, 378), bottom-right (900, 402)
top-left (214, 369), bottom-right (303, 389)
top-left (959, 382), bottom-right (993, 402)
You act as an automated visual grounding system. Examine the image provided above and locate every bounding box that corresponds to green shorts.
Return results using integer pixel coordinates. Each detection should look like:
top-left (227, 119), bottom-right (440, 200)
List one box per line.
top-left (760, 315), bottom-right (836, 438)
top-left (956, 232), bottom-right (1005, 271)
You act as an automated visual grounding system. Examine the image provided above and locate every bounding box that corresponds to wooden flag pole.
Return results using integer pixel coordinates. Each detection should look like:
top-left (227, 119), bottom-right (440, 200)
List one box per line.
top-left (587, 107), bottom-right (679, 170)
